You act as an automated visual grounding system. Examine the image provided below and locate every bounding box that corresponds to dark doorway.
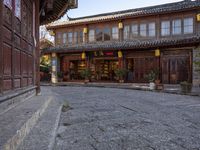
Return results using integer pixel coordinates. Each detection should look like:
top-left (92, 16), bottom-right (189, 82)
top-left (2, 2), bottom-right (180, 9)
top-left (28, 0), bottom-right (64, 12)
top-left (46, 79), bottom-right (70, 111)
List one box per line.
top-left (95, 60), bottom-right (118, 81)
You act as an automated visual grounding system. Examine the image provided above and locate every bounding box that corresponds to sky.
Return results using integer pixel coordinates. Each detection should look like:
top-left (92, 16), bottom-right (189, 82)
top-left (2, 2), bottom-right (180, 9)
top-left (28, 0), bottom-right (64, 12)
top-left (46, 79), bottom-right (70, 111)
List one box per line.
top-left (65, 0), bottom-right (183, 19)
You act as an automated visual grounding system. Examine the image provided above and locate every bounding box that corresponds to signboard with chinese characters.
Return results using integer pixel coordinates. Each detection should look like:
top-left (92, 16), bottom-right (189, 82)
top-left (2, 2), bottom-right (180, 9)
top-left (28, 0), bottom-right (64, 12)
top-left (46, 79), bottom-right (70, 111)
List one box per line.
top-left (3, 0), bottom-right (12, 9)
top-left (93, 51), bottom-right (117, 58)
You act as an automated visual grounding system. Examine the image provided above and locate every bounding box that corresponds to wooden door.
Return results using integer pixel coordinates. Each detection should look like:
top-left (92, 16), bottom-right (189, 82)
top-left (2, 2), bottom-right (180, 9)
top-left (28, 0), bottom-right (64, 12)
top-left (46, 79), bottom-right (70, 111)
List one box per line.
top-left (162, 56), bottom-right (190, 84)
top-left (1, 0), bottom-right (34, 93)
top-left (132, 57), bottom-right (159, 83)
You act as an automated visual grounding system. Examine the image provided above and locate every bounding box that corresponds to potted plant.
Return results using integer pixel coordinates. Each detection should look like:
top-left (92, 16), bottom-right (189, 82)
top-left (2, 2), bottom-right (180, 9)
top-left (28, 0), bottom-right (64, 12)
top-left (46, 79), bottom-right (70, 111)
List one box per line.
top-left (80, 68), bottom-right (92, 83)
top-left (154, 68), bottom-right (160, 85)
top-left (57, 71), bottom-right (64, 82)
top-left (114, 68), bottom-right (127, 83)
top-left (145, 70), bottom-right (156, 90)
top-left (180, 81), bottom-right (192, 93)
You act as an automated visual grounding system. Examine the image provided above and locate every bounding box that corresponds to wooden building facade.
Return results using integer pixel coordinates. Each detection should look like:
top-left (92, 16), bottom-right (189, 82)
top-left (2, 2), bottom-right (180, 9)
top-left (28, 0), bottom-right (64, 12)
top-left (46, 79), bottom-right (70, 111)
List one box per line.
top-left (0, 0), bottom-right (78, 99)
top-left (45, 0), bottom-right (200, 84)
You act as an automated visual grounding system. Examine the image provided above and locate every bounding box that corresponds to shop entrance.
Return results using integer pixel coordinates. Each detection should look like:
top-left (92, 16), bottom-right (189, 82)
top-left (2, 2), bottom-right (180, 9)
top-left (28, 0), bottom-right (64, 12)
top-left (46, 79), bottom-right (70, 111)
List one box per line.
top-left (95, 59), bottom-right (118, 81)
top-left (162, 56), bottom-right (191, 84)
top-left (69, 60), bottom-right (86, 80)
top-left (126, 57), bottom-right (159, 83)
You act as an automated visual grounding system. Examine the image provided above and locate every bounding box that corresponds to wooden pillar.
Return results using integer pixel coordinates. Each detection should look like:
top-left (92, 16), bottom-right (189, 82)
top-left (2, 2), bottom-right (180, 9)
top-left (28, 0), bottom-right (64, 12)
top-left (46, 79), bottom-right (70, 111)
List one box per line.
top-left (118, 22), bottom-right (123, 42)
top-left (0, 0), bottom-right (3, 94)
top-left (118, 50), bottom-right (123, 69)
top-left (35, 0), bottom-right (40, 94)
top-left (118, 22), bottom-right (124, 69)
top-left (51, 53), bottom-right (58, 83)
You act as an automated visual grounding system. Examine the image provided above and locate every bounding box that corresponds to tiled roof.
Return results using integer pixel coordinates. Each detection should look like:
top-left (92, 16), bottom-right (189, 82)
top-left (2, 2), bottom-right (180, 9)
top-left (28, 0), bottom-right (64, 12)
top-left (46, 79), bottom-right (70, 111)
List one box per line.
top-left (40, 0), bottom-right (77, 25)
top-left (46, 0), bottom-right (200, 29)
top-left (42, 35), bottom-right (200, 54)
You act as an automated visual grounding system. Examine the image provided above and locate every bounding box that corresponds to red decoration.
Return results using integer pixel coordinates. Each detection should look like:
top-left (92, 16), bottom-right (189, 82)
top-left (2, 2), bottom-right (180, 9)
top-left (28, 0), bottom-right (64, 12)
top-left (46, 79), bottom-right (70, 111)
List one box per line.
top-left (105, 52), bottom-right (114, 56)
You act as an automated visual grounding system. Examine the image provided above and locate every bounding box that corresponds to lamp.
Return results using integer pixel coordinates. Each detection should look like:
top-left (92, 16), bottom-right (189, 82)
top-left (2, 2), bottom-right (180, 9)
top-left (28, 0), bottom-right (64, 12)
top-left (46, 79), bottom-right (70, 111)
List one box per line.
top-left (197, 14), bottom-right (200, 21)
top-left (81, 52), bottom-right (86, 60)
top-left (118, 50), bottom-right (123, 58)
top-left (155, 49), bottom-right (160, 57)
top-left (83, 27), bottom-right (88, 34)
top-left (118, 22), bottom-right (123, 29)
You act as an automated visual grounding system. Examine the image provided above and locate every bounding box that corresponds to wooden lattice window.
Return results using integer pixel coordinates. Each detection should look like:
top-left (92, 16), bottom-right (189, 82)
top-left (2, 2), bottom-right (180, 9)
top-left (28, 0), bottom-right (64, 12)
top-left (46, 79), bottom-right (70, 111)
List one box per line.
top-left (15, 0), bottom-right (21, 19)
top-left (3, 0), bottom-right (12, 9)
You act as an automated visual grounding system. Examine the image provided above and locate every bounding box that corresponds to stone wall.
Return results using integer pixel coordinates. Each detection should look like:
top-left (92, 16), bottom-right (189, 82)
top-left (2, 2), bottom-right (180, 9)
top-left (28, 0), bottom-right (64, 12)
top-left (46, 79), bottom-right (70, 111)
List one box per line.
top-left (193, 47), bottom-right (200, 86)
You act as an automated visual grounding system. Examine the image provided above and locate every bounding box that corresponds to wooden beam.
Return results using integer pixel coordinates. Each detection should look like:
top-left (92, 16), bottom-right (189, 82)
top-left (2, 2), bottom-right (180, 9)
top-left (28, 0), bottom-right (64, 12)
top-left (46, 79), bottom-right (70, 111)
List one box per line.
top-left (35, 0), bottom-right (40, 94)
top-left (57, 2), bottom-right (69, 19)
top-left (0, 0), bottom-right (3, 93)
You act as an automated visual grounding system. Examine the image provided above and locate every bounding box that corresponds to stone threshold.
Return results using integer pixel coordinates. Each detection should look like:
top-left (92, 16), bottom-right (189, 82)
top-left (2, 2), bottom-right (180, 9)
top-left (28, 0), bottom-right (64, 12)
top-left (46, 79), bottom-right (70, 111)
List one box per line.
top-left (0, 95), bottom-right (53, 150)
top-left (0, 86), bottom-right (37, 103)
top-left (41, 82), bottom-right (200, 97)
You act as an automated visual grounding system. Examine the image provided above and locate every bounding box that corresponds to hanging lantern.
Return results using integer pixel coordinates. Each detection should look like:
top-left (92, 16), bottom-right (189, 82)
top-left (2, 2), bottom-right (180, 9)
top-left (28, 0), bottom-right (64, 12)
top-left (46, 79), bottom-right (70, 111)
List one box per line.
top-left (118, 50), bottom-right (123, 58)
top-left (197, 14), bottom-right (200, 21)
top-left (118, 22), bottom-right (123, 29)
top-left (155, 49), bottom-right (160, 57)
top-left (81, 52), bottom-right (86, 60)
top-left (83, 27), bottom-right (88, 34)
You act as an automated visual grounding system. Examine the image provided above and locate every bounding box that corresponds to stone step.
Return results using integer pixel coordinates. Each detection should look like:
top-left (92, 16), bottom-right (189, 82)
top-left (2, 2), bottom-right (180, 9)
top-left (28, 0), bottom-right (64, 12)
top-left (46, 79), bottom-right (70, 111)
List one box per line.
top-left (17, 98), bottom-right (62, 150)
top-left (0, 94), bottom-right (53, 150)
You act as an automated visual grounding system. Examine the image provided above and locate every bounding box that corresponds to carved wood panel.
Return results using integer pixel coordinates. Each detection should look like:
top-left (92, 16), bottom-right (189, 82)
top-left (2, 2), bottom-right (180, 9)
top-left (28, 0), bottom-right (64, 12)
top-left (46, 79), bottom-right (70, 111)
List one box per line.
top-left (3, 43), bottom-right (12, 77)
top-left (1, 0), bottom-right (35, 93)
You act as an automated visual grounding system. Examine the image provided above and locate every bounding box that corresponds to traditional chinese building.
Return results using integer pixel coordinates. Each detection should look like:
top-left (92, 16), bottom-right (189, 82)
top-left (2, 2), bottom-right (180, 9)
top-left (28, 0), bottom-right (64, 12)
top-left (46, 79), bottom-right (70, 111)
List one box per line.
top-left (0, 0), bottom-right (78, 105)
top-left (44, 0), bottom-right (200, 85)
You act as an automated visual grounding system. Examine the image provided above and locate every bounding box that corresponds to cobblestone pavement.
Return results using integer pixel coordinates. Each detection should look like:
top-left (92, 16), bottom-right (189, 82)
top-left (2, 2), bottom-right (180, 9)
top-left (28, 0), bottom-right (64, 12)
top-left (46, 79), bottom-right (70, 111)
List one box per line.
top-left (52, 86), bottom-right (200, 150)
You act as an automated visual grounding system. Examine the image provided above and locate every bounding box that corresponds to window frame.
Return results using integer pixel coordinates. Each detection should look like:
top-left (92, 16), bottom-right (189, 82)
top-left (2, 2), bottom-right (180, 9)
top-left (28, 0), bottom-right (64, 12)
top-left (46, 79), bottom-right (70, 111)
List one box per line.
top-left (148, 22), bottom-right (156, 37)
top-left (123, 25), bottom-right (130, 40)
top-left (3, 0), bottom-right (12, 10)
top-left (95, 28), bottom-right (103, 42)
top-left (62, 33), bottom-right (67, 45)
top-left (56, 32), bottom-right (62, 45)
top-left (183, 17), bottom-right (194, 34)
top-left (172, 19), bottom-right (182, 35)
top-left (73, 31), bottom-right (78, 44)
top-left (67, 32), bottom-right (73, 45)
top-left (140, 23), bottom-right (147, 37)
top-left (14, 0), bottom-right (21, 20)
top-left (161, 20), bottom-right (171, 37)
top-left (103, 27), bottom-right (111, 41)
top-left (111, 26), bottom-right (119, 41)
top-left (79, 31), bottom-right (83, 44)
top-left (131, 23), bottom-right (139, 38)
top-left (88, 29), bottom-right (95, 42)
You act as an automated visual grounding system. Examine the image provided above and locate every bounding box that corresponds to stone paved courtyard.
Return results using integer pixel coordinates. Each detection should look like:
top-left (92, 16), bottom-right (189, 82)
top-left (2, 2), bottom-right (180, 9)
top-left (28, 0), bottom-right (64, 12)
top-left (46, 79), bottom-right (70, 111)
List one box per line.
top-left (52, 86), bottom-right (200, 150)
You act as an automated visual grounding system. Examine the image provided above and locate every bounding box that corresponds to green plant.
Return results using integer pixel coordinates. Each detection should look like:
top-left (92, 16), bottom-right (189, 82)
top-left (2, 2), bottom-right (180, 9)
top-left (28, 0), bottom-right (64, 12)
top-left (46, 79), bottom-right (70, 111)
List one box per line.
top-left (114, 68), bottom-right (127, 80)
top-left (145, 70), bottom-right (157, 82)
top-left (57, 72), bottom-right (63, 78)
top-left (80, 68), bottom-right (92, 80)
top-left (40, 65), bottom-right (50, 73)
